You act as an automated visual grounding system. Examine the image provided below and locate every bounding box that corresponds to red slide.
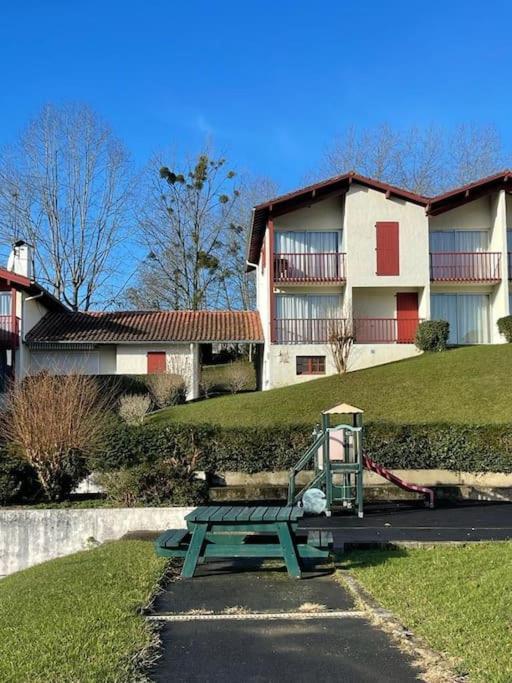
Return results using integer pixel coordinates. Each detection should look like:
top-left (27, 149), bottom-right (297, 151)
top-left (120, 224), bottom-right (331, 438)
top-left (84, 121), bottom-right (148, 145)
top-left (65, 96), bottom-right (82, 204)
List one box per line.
top-left (363, 454), bottom-right (435, 508)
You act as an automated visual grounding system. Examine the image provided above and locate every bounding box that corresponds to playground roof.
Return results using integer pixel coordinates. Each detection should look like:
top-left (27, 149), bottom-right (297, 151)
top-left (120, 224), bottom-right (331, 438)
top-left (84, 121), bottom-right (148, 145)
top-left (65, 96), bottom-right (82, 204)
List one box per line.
top-left (322, 403), bottom-right (364, 415)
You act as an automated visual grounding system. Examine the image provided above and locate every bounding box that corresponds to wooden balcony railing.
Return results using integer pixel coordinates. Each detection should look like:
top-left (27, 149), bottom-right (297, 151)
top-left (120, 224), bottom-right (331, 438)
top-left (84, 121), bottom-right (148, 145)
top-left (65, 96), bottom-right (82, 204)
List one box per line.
top-left (272, 317), bottom-right (420, 344)
top-left (0, 316), bottom-right (20, 348)
top-left (273, 253), bottom-right (346, 283)
top-left (430, 252), bottom-right (501, 282)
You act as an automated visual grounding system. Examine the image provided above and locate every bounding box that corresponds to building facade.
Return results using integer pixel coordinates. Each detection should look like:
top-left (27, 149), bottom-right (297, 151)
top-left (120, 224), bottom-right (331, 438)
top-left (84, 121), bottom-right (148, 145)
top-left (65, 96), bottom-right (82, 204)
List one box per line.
top-left (247, 171), bottom-right (512, 390)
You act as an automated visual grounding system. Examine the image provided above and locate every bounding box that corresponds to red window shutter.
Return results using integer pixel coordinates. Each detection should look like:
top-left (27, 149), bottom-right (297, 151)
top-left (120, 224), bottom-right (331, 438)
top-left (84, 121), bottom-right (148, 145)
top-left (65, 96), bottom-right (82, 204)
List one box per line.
top-left (147, 352), bottom-right (166, 374)
top-left (376, 222), bottom-right (399, 275)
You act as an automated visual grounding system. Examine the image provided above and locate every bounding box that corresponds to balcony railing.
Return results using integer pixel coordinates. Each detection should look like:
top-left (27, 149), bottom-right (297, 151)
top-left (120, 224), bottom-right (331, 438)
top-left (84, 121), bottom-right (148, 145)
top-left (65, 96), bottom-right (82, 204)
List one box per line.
top-left (273, 317), bottom-right (419, 344)
top-left (353, 318), bottom-right (420, 344)
top-left (430, 252), bottom-right (501, 282)
top-left (0, 316), bottom-right (20, 348)
top-left (273, 253), bottom-right (346, 283)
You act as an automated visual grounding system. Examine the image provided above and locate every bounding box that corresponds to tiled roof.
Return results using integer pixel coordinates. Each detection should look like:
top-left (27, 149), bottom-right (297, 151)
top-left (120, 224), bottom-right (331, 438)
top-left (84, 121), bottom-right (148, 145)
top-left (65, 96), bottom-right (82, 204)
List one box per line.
top-left (26, 310), bottom-right (264, 344)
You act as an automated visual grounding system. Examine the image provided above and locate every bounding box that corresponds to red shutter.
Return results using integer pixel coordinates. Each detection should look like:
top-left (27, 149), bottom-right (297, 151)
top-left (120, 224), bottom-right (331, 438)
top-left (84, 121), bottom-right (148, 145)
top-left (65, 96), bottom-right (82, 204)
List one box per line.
top-left (376, 222), bottom-right (399, 275)
top-left (147, 352), bottom-right (166, 374)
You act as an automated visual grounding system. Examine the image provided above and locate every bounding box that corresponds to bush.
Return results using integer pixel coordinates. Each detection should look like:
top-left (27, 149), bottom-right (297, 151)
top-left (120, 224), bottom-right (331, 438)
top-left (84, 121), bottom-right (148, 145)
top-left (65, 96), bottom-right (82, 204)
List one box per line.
top-left (497, 315), bottom-right (512, 342)
top-left (0, 446), bottom-right (41, 505)
top-left (96, 457), bottom-right (208, 507)
top-left (93, 421), bottom-right (512, 476)
top-left (0, 373), bottom-right (111, 501)
top-left (146, 374), bottom-right (187, 408)
top-left (415, 320), bottom-right (450, 352)
top-left (225, 364), bottom-right (252, 394)
top-left (118, 394), bottom-right (151, 425)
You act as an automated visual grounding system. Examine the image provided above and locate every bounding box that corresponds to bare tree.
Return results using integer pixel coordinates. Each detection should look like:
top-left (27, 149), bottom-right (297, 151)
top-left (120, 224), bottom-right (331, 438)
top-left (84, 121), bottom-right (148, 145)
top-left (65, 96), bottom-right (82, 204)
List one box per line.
top-left (329, 318), bottom-right (354, 375)
top-left (0, 103), bottom-right (132, 310)
top-left (321, 123), bottom-right (506, 195)
top-left (129, 152), bottom-right (240, 311)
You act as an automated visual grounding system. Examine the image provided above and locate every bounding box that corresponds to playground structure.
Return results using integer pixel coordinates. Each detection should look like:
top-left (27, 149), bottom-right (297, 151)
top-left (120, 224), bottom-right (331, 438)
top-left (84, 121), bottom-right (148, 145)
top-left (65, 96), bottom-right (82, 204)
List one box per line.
top-left (288, 403), bottom-right (435, 515)
top-left (155, 402), bottom-right (435, 578)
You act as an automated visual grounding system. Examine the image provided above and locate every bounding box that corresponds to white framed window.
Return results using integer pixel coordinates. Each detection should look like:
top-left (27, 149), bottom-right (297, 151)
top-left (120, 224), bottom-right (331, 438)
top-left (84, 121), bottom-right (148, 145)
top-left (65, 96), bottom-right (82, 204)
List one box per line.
top-left (429, 230), bottom-right (489, 252)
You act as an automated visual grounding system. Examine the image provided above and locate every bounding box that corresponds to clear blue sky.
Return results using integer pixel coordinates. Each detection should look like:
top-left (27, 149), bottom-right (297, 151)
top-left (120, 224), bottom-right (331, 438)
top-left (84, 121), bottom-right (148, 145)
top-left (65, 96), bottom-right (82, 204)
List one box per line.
top-left (1, 0), bottom-right (511, 191)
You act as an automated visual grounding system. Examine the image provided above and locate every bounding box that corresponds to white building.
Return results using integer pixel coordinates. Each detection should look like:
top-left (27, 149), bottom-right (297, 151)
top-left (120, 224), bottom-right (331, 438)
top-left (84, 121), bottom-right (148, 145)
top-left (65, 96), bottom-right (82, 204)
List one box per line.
top-left (0, 241), bottom-right (263, 398)
top-left (247, 170), bottom-right (512, 390)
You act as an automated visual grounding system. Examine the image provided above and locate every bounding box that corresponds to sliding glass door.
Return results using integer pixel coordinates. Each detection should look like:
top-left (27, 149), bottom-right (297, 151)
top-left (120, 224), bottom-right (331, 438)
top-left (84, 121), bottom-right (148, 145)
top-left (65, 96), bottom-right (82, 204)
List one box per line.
top-left (275, 294), bottom-right (341, 343)
top-left (429, 231), bottom-right (489, 252)
top-left (431, 294), bottom-right (490, 344)
top-left (274, 231), bottom-right (341, 279)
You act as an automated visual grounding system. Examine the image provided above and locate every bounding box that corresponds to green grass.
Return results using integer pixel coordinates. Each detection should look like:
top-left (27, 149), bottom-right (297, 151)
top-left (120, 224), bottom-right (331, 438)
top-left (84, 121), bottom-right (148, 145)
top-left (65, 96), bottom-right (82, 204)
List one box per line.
top-left (202, 359), bottom-right (256, 392)
top-left (344, 543), bottom-right (512, 682)
top-left (152, 345), bottom-right (512, 427)
top-left (0, 541), bottom-right (166, 682)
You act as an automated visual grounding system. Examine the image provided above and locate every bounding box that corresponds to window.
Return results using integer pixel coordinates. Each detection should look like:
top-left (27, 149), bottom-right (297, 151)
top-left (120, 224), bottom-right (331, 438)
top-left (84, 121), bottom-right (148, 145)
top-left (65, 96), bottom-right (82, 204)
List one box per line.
top-left (274, 231), bottom-right (341, 254)
top-left (0, 292), bottom-right (11, 316)
top-left (430, 230), bottom-right (489, 252)
top-left (431, 294), bottom-right (489, 344)
top-left (275, 294), bottom-right (342, 343)
top-left (376, 222), bottom-right (399, 275)
top-left (296, 356), bottom-right (326, 375)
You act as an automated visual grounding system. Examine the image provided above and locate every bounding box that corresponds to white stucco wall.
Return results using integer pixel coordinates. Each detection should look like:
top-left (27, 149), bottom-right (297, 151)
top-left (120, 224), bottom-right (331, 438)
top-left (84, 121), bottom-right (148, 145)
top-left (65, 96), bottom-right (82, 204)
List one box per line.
top-left (429, 196), bottom-right (491, 231)
top-left (116, 343), bottom-right (199, 399)
top-left (344, 186), bottom-right (430, 288)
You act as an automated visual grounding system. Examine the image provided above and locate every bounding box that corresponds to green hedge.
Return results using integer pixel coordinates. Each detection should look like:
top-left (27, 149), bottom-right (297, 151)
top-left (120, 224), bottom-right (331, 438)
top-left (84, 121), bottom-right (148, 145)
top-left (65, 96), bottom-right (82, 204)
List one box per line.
top-left (92, 421), bottom-right (512, 475)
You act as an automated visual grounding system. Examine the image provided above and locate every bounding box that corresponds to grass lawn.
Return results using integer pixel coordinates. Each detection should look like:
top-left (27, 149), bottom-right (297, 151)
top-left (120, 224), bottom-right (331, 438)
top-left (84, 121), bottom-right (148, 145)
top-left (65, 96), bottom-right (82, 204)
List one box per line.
top-left (343, 543), bottom-right (512, 682)
top-left (202, 359), bottom-right (256, 392)
top-left (0, 541), bottom-right (166, 682)
top-left (152, 345), bottom-right (512, 427)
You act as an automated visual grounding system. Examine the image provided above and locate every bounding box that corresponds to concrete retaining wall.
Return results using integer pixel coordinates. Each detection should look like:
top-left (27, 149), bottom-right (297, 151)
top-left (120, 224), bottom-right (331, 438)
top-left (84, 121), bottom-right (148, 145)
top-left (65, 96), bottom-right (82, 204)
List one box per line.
top-left (0, 507), bottom-right (193, 577)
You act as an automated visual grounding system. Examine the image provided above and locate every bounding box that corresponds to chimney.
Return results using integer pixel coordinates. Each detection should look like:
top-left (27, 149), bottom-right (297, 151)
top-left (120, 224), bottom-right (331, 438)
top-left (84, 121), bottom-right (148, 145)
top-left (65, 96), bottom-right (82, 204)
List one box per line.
top-left (7, 240), bottom-right (34, 279)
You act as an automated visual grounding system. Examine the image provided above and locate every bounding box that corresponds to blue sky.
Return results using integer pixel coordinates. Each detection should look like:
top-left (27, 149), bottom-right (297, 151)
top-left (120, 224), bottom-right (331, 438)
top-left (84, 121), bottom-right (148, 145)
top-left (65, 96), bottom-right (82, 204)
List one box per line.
top-left (0, 0), bottom-right (511, 191)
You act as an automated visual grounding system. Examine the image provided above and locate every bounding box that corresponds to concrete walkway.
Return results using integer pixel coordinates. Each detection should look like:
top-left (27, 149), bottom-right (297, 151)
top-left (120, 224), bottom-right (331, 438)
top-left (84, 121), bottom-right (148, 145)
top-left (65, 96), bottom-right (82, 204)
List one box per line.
top-left (148, 561), bottom-right (421, 682)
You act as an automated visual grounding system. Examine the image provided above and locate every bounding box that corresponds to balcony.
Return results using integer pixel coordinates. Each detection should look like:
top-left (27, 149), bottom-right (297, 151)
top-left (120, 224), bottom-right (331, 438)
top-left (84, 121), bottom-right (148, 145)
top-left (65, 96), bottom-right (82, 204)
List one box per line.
top-left (272, 317), bottom-right (420, 344)
top-left (430, 252), bottom-right (501, 282)
top-left (0, 316), bottom-right (20, 348)
top-left (353, 318), bottom-right (420, 344)
top-left (273, 253), bottom-right (346, 283)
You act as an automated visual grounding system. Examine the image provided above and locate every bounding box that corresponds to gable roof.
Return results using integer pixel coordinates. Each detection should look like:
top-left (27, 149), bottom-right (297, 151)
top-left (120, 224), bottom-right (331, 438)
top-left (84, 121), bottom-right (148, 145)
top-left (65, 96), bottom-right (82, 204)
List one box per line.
top-left (26, 309), bottom-right (264, 344)
top-left (0, 268), bottom-right (67, 312)
top-left (246, 169), bottom-right (512, 268)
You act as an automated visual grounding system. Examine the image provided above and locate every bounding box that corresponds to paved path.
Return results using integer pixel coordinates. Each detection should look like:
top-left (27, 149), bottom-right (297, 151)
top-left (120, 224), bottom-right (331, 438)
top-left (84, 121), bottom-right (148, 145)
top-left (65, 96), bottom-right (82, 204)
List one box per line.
top-left (148, 560), bottom-right (421, 682)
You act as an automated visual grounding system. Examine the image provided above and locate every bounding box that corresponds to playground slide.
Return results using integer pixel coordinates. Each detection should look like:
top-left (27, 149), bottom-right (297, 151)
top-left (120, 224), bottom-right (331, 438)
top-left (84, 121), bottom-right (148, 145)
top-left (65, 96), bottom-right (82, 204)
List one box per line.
top-left (363, 454), bottom-right (435, 508)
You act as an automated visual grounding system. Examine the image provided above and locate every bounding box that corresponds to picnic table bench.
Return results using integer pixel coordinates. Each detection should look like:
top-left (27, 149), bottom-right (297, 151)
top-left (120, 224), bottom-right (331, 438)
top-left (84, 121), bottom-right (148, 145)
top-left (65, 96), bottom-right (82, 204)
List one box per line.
top-left (155, 505), bottom-right (329, 579)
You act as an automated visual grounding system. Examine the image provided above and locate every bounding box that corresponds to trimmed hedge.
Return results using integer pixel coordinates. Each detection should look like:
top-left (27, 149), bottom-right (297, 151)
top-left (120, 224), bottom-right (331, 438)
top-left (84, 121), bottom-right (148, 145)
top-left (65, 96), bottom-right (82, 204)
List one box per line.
top-left (92, 421), bottom-right (512, 475)
top-left (415, 320), bottom-right (450, 352)
top-left (497, 315), bottom-right (512, 343)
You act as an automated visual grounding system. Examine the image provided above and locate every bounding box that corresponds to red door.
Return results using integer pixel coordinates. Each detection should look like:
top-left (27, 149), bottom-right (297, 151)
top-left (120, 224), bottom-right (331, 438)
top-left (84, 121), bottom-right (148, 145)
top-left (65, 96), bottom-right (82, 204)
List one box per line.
top-left (147, 351), bottom-right (166, 373)
top-left (396, 293), bottom-right (419, 343)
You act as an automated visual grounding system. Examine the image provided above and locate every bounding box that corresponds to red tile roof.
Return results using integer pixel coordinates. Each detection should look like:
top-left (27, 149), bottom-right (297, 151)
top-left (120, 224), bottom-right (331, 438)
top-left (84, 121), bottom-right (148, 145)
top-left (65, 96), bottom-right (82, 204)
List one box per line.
top-left (26, 310), bottom-right (264, 344)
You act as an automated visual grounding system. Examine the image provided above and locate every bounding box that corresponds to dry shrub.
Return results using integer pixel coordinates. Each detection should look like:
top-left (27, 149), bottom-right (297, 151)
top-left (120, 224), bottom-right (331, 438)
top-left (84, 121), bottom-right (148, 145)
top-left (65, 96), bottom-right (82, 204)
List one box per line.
top-left (0, 372), bottom-right (111, 501)
top-left (118, 394), bottom-right (151, 425)
top-left (329, 319), bottom-right (354, 374)
top-left (145, 373), bottom-right (187, 408)
top-left (199, 375), bottom-right (215, 399)
top-left (225, 364), bottom-right (251, 394)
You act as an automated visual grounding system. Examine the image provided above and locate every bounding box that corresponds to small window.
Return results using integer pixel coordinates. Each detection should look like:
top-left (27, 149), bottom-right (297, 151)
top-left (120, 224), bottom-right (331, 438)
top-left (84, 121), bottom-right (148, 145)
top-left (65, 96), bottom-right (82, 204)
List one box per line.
top-left (296, 356), bottom-right (326, 375)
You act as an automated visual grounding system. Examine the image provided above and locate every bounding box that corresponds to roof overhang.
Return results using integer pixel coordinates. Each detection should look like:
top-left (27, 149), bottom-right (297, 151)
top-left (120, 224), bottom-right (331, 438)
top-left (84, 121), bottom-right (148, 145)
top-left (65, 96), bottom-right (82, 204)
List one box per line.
top-left (0, 267), bottom-right (67, 312)
top-left (246, 172), bottom-right (429, 270)
top-left (426, 170), bottom-right (512, 216)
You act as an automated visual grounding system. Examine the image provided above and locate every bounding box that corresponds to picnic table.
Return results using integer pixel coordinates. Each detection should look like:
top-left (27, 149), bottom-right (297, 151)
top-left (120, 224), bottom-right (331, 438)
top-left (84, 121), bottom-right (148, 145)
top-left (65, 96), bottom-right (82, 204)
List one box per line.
top-left (155, 505), bottom-right (329, 579)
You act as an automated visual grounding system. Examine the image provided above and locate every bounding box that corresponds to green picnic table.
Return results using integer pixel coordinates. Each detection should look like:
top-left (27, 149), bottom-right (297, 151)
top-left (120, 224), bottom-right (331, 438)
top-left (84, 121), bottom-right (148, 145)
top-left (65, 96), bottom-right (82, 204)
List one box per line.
top-left (155, 505), bottom-right (329, 579)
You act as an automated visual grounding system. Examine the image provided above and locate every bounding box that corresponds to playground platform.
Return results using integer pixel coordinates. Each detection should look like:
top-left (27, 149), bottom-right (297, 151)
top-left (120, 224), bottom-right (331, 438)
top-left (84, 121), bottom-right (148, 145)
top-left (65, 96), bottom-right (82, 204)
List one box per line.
top-left (299, 500), bottom-right (512, 544)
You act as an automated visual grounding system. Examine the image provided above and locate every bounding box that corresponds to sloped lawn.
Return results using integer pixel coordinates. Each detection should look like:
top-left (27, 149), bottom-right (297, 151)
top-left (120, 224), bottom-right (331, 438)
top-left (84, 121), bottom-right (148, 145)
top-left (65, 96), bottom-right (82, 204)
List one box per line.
top-left (0, 541), bottom-right (166, 682)
top-left (344, 543), bottom-right (512, 682)
top-left (151, 345), bottom-right (512, 427)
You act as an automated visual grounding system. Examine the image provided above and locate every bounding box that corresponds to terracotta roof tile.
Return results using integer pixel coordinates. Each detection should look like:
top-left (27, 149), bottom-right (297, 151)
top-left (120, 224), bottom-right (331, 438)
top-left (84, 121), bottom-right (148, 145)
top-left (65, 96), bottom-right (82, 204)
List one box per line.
top-left (26, 310), bottom-right (264, 344)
